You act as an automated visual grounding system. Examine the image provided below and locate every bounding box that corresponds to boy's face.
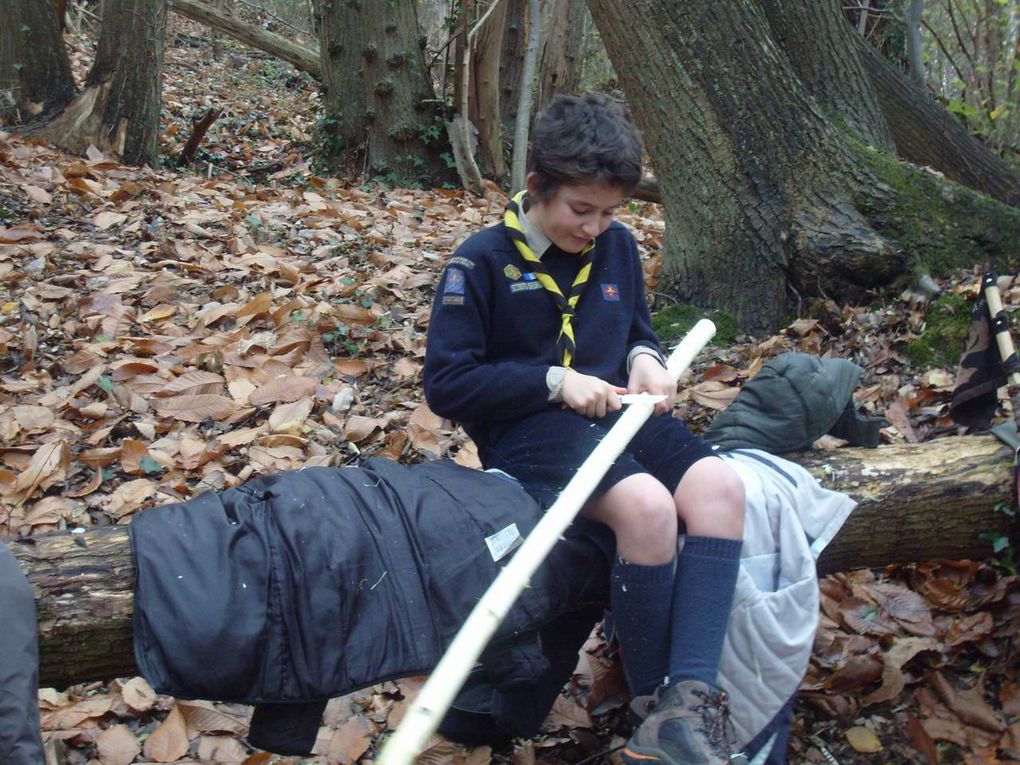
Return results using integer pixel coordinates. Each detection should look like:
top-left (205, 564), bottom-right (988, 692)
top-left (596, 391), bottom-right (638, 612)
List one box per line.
top-left (525, 177), bottom-right (626, 254)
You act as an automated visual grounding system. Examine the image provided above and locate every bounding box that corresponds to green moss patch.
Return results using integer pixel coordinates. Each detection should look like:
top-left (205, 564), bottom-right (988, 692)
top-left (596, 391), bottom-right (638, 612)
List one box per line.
top-left (852, 143), bottom-right (1020, 278)
top-left (904, 293), bottom-right (972, 368)
top-left (652, 304), bottom-right (738, 346)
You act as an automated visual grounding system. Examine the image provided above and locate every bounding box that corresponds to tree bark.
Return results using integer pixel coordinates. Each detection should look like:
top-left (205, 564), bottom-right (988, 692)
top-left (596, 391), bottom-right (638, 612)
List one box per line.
top-left (535, 0), bottom-right (585, 112)
top-left (806, 436), bottom-right (1016, 574)
top-left (498, 0), bottom-right (527, 127)
top-left (168, 0), bottom-right (322, 78)
top-left (31, 0), bottom-right (167, 166)
top-left (586, 0), bottom-right (1019, 333)
top-left (468, 0), bottom-right (508, 179)
top-left (11, 526), bottom-right (137, 688)
top-left (10, 436), bottom-right (1017, 689)
top-left (510, 0), bottom-right (540, 193)
top-left (318, 0), bottom-right (450, 184)
top-left (855, 34), bottom-right (1019, 208)
top-left (904, 0), bottom-right (925, 85)
top-left (0, 0), bottom-right (76, 124)
top-left (759, 0), bottom-right (895, 152)
top-left (587, 0), bottom-right (893, 332)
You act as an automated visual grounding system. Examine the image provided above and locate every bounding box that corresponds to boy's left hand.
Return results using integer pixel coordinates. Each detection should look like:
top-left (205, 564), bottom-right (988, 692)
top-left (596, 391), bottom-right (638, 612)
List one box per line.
top-left (627, 353), bottom-right (676, 415)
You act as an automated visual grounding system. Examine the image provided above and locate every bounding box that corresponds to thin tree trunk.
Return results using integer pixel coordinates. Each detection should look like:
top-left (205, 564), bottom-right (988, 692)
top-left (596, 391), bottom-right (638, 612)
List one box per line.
top-left (0, 0), bottom-right (76, 124)
top-left (468, 0), bottom-right (507, 180)
top-left (905, 0), bottom-right (926, 85)
top-left (510, 0), bottom-right (540, 192)
top-left (168, 0), bottom-right (321, 78)
top-left (12, 436), bottom-right (1017, 689)
top-left (448, 0), bottom-right (484, 194)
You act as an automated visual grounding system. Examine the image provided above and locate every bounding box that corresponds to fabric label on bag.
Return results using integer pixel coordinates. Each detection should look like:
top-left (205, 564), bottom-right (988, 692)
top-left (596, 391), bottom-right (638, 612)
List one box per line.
top-left (485, 523), bottom-right (522, 562)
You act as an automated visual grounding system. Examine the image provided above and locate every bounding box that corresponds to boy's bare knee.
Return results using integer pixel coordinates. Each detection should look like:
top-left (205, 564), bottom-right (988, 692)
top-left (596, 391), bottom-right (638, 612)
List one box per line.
top-left (675, 458), bottom-right (745, 538)
top-left (585, 476), bottom-right (678, 563)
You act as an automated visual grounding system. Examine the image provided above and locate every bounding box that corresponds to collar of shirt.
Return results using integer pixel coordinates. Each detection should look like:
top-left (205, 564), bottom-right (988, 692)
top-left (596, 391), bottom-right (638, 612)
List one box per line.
top-left (520, 206), bottom-right (553, 258)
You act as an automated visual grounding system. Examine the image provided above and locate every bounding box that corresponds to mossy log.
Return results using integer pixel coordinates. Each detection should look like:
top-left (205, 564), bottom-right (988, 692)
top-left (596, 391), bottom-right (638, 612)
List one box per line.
top-left (8, 436), bottom-right (1016, 688)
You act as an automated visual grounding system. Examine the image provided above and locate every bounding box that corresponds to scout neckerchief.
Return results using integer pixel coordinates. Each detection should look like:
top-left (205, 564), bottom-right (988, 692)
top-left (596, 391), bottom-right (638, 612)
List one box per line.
top-left (504, 191), bottom-right (594, 367)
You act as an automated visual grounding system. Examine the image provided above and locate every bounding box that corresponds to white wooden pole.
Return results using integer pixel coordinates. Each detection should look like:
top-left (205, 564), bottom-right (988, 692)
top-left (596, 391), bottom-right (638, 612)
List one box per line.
top-left (377, 319), bottom-right (717, 765)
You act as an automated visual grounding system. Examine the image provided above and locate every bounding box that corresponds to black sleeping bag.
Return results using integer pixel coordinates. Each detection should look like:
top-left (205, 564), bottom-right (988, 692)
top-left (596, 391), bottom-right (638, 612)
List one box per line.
top-left (129, 458), bottom-right (612, 753)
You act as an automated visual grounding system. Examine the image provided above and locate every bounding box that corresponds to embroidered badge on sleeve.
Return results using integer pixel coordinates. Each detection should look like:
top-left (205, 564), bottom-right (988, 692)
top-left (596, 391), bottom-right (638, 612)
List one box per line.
top-left (445, 268), bottom-right (466, 294)
top-left (601, 283), bottom-right (620, 301)
top-left (442, 268), bottom-right (466, 305)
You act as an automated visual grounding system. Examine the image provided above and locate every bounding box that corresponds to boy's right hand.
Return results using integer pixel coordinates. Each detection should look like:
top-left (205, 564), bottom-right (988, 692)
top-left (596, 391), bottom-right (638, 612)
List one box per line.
top-left (561, 369), bottom-right (627, 418)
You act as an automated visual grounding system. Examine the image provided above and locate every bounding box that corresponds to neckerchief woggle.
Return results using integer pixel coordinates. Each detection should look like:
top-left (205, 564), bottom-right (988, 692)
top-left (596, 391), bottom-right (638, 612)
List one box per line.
top-left (504, 191), bottom-right (594, 367)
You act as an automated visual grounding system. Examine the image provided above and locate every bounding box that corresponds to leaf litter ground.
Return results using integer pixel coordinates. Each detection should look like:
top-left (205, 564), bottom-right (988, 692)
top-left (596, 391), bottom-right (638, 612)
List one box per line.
top-left (0, 17), bottom-right (1017, 765)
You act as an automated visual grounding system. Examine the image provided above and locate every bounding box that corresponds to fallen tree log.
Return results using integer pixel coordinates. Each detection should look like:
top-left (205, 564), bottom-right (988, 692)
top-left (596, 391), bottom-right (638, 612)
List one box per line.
top-left (8, 435), bottom-right (1016, 688)
top-left (167, 0), bottom-right (321, 79)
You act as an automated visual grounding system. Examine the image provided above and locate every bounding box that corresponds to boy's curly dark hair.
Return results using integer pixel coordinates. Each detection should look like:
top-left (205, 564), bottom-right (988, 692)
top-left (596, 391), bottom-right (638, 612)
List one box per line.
top-left (528, 93), bottom-right (643, 198)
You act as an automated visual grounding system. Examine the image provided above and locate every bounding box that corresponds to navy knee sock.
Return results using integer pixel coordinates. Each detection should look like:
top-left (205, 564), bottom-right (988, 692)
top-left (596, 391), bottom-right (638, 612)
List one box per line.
top-left (668, 535), bottom-right (742, 688)
top-left (610, 556), bottom-right (675, 696)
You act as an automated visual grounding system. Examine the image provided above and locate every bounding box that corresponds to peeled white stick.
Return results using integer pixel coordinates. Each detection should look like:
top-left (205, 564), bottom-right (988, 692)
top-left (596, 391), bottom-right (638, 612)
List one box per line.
top-left (377, 318), bottom-right (717, 765)
top-left (983, 275), bottom-right (1020, 386)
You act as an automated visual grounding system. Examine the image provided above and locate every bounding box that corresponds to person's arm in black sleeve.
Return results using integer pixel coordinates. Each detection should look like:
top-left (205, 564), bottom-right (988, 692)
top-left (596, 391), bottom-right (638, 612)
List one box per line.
top-left (424, 258), bottom-right (553, 423)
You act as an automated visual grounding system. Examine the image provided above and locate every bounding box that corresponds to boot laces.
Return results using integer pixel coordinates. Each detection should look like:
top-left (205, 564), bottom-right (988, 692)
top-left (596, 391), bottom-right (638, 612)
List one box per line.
top-left (690, 688), bottom-right (733, 757)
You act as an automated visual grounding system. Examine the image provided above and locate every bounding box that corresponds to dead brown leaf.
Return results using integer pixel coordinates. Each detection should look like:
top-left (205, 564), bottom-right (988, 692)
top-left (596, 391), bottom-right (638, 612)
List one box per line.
top-left (95, 723), bottom-right (141, 765)
top-left (846, 724), bottom-right (883, 752)
top-left (542, 695), bottom-right (592, 731)
top-left (905, 711), bottom-right (939, 765)
top-left (119, 677), bottom-right (157, 714)
top-left (931, 672), bottom-right (1004, 734)
top-left (143, 704), bottom-right (190, 762)
top-left (864, 636), bottom-right (939, 706)
top-left (154, 394), bottom-right (237, 422)
top-left (14, 440), bottom-right (70, 504)
top-left (268, 396), bottom-right (314, 434)
top-left (177, 700), bottom-right (248, 735)
top-left (689, 380), bottom-right (740, 411)
top-left (407, 403), bottom-right (446, 456)
top-left (248, 375), bottom-right (318, 406)
top-left (120, 438), bottom-right (152, 475)
top-left (325, 715), bottom-right (375, 765)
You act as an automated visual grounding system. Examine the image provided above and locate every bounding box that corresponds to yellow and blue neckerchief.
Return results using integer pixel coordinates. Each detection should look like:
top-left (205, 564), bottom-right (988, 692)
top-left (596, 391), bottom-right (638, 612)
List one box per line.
top-left (503, 191), bottom-right (594, 367)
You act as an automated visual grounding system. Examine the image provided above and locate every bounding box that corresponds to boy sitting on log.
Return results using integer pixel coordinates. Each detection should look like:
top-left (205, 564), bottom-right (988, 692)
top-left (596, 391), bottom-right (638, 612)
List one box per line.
top-left (424, 93), bottom-right (747, 765)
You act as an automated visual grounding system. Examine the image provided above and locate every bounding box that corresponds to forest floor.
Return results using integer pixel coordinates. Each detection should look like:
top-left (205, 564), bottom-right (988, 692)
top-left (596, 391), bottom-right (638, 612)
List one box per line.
top-left (0, 16), bottom-right (1017, 765)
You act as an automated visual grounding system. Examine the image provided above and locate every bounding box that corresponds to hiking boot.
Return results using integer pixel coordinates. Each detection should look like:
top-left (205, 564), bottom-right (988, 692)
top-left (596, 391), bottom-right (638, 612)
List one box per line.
top-left (628, 693), bottom-right (656, 726)
top-left (621, 680), bottom-right (740, 765)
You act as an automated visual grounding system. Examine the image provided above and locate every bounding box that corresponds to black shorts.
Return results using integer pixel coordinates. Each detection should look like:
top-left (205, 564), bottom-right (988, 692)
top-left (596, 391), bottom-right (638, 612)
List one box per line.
top-left (484, 409), bottom-right (717, 508)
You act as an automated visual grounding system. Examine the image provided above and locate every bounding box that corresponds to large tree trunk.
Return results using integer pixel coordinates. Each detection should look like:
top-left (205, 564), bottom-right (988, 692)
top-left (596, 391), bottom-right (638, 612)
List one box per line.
top-left (759, 0), bottom-right (895, 152)
top-left (586, 0), bottom-right (1019, 333)
top-left (10, 436), bottom-right (1017, 689)
top-left (535, 0), bottom-right (585, 112)
top-left (168, 0), bottom-right (321, 79)
top-left (31, 0), bottom-right (167, 166)
top-left (0, 0), bottom-right (76, 124)
top-left (586, 0), bottom-right (888, 332)
top-left (318, 0), bottom-right (450, 185)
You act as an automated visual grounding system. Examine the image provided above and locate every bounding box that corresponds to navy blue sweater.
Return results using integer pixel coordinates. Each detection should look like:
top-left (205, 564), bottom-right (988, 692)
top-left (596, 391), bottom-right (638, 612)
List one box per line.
top-left (423, 221), bottom-right (661, 455)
